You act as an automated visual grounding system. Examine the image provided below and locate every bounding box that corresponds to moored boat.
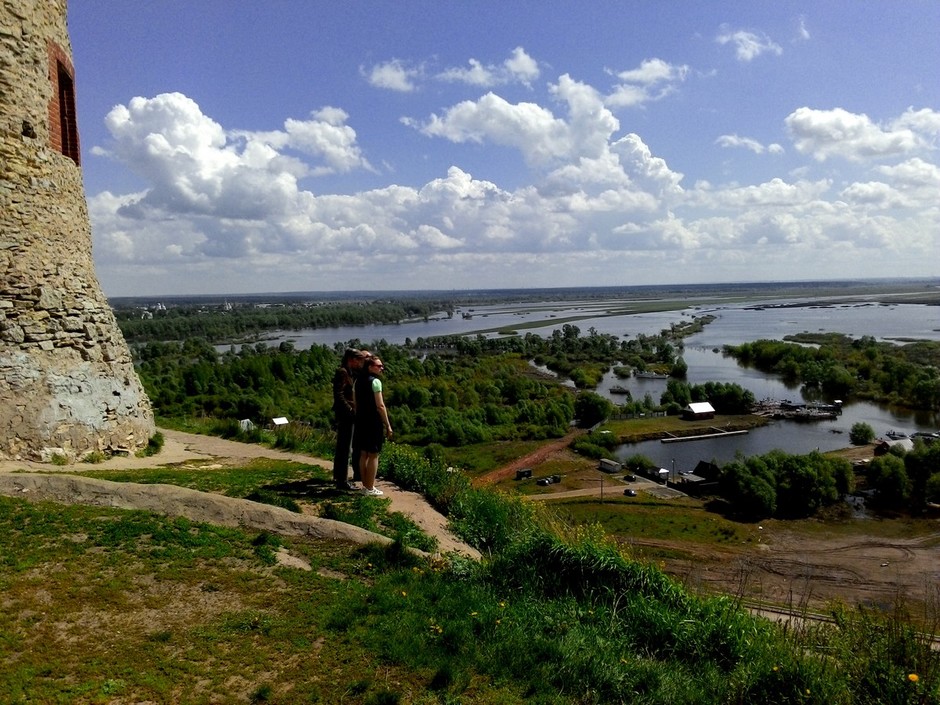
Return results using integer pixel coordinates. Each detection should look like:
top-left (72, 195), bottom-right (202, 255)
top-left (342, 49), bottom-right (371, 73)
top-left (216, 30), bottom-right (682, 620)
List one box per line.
top-left (634, 371), bottom-right (669, 379)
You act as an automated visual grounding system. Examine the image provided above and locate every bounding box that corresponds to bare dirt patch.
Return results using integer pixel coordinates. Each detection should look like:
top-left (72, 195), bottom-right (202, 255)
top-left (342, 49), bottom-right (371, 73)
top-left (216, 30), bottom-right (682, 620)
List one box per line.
top-left (473, 429), bottom-right (586, 486)
top-left (493, 444), bottom-right (940, 622)
top-left (632, 526), bottom-right (940, 620)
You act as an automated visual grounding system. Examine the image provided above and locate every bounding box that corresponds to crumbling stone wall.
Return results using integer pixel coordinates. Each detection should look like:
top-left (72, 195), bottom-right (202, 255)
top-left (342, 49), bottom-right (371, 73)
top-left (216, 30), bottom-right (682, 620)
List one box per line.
top-left (0, 0), bottom-right (155, 461)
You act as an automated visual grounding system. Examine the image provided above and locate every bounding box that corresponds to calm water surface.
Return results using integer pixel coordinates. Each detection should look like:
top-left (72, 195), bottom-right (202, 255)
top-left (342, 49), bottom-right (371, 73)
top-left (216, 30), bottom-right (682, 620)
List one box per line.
top-left (604, 347), bottom-right (937, 472)
top-left (258, 298), bottom-right (939, 469)
top-left (262, 300), bottom-right (939, 349)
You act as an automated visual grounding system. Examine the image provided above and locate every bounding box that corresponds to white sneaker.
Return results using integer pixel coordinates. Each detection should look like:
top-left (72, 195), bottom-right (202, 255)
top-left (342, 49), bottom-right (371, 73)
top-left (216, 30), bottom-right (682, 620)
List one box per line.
top-left (362, 487), bottom-right (384, 496)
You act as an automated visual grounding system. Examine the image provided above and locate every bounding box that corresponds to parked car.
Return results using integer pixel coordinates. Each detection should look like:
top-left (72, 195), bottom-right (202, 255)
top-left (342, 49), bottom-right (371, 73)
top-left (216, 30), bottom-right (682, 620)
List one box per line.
top-left (623, 489), bottom-right (637, 497)
top-left (623, 474), bottom-right (636, 482)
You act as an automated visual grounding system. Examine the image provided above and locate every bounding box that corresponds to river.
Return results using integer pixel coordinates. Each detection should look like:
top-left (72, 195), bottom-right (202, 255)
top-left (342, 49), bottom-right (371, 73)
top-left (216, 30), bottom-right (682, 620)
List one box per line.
top-left (252, 294), bottom-right (939, 470)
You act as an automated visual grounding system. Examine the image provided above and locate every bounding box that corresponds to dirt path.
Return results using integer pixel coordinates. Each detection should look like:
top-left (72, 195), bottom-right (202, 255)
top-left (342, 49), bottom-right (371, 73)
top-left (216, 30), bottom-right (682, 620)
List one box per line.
top-left (0, 429), bottom-right (480, 560)
top-left (473, 428), bottom-right (586, 487)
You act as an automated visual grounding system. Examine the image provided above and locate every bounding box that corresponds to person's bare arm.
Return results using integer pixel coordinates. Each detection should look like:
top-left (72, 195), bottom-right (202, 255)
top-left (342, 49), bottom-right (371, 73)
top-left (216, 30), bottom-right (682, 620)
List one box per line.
top-left (374, 391), bottom-right (393, 437)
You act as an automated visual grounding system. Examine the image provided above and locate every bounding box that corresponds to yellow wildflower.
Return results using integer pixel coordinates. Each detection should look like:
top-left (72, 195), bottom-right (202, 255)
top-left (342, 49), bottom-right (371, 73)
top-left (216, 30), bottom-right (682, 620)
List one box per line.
top-left (908, 673), bottom-right (919, 683)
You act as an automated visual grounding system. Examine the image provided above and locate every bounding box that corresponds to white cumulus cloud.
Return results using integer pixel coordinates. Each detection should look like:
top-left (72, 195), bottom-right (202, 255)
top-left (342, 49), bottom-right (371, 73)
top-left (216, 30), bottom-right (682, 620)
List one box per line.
top-left (785, 107), bottom-right (928, 162)
top-left (362, 59), bottom-right (422, 92)
top-left (716, 26), bottom-right (783, 62)
top-left (716, 134), bottom-right (784, 155)
top-left (88, 85), bottom-right (940, 295)
top-left (606, 58), bottom-right (690, 108)
top-left (436, 47), bottom-right (540, 87)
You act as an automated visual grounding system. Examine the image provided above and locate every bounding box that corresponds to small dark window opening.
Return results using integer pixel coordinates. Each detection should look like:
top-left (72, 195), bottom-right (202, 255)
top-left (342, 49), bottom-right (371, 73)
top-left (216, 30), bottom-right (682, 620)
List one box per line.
top-left (57, 62), bottom-right (80, 165)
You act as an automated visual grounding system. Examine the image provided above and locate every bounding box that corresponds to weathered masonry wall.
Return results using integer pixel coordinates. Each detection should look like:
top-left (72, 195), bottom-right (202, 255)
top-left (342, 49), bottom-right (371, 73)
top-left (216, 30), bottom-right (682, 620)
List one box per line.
top-left (0, 0), bottom-right (155, 461)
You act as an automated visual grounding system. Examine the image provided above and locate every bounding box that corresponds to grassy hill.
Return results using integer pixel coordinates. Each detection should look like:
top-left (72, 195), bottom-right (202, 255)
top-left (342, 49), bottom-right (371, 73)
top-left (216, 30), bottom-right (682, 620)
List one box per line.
top-left (1, 444), bottom-right (937, 704)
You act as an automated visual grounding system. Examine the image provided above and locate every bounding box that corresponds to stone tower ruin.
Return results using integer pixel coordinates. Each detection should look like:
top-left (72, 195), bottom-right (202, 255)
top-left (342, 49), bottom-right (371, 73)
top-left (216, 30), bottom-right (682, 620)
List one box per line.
top-left (0, 0), bottom-right (155, 461)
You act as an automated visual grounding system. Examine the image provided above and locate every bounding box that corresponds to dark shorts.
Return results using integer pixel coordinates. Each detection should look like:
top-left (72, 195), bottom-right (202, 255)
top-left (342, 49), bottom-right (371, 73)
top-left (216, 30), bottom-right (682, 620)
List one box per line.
top-left (354, 420), bottom-right (384, 454)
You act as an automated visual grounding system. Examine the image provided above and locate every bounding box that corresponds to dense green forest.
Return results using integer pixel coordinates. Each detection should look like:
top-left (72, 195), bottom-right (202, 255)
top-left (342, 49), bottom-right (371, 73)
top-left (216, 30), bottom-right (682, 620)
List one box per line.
top-left (718, 449), bottom-right (855, 520)
top-left (131, 316), bottom-right (718, 449)
top-left (126, 314), bottom-right (940, 515)
top-left (725, 334), bottom-right (940, 410)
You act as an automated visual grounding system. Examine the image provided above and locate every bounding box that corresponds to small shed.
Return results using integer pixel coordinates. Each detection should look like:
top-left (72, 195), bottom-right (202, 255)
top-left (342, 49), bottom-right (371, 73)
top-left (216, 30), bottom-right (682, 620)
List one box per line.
top-left (598, 458), bottom-right (622, 474)
top-left (682, 402), bottom-right (715, 420)
top-left (875, 438), bottom-right (914, 455)
top-left (693, 460), bottom-right (721, 480)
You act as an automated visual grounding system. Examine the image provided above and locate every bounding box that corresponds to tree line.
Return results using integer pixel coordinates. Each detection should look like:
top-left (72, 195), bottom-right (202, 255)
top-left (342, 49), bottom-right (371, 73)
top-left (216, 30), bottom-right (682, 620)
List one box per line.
top-left (726, 333), bottom-right (940, 410)
top-left (131, 318), bottom-right (710, 448)
top-left (114, 299), bottom-right (459, 344)
top-left (718, 449), bottom-right (855, 520)
top-left (133, 337), bottom-right (575, 448)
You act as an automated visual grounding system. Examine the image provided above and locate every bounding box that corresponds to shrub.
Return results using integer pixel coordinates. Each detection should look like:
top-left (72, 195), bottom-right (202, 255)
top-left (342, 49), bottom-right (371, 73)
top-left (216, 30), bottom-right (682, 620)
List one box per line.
top-left (623, 453), bottom-right (658, 474)
top-left (137, 431), bottom-right (165, 457)
top-left (850, 422), bottom-right (875, 445)
top-left (574, 391), bottom-right (613, 427)
top-left (571, 429), bottom-right (620, 458)
top-left (379, 444), bottom-right (469, 515)
top-left (380, 443), bottom-right (536, 554)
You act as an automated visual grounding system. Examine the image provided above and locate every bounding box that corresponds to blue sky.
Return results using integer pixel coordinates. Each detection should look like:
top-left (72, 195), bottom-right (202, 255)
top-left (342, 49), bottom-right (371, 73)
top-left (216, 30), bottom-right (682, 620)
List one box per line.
top-left (67, 2), bottom-right (940, 297)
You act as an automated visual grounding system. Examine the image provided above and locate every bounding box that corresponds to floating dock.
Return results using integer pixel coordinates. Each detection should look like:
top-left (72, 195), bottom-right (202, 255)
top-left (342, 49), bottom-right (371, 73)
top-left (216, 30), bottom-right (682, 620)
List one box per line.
top-left (751, 399), bottom-right (842, 421)
top-left (661, 428), bottom-right (749, 443)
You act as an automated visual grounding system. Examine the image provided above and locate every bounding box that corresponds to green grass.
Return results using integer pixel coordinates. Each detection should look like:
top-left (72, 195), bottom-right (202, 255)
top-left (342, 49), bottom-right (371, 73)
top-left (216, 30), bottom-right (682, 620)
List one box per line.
top-left (77, 458), bottom-right (437, 553)
top-left (779, 513), bottom-right (940, 542)
top-left (554, 495), bottom-right (759, 545)
top-left (443, 438), bottom-right (545, 475)
top-left (0, 495), bottom-right (788, 704)
top-left (79, 457), bottom-right (321, 498)
top-left (0, 496), bottom-right (454, 704)
top-left (601, 413), bottom-right (768, 441)
top-left (5, 442), bottom-right (937, 704)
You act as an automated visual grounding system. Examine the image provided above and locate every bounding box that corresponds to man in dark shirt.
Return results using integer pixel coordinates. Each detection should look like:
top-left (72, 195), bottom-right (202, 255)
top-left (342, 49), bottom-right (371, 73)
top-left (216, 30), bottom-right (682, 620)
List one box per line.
top-left (332, 348), bottom-right (367, 489)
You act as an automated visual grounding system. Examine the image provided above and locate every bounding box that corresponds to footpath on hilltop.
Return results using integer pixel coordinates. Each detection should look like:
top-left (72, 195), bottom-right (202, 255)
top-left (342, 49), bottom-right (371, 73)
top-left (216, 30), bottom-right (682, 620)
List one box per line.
top-left (0, 428), bottom-right (479, 560)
